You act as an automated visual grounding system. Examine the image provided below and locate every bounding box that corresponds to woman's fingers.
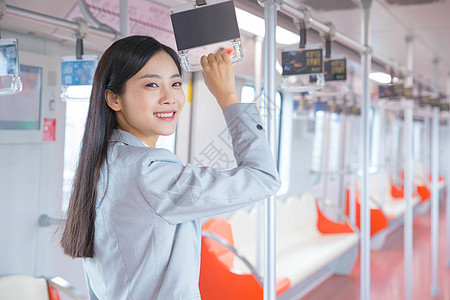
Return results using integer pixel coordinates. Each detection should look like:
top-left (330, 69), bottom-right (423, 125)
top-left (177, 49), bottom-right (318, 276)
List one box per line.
top-left (208, 53), bottom-right (216, 63)
top-left (221, 52), bottom-right (231, 64)
top-left (200, 55), bottom-right (209, 70)
top-left (202, 52), bottom-right (231, 71)
top-left (200, 52), bottom-right (238, 110)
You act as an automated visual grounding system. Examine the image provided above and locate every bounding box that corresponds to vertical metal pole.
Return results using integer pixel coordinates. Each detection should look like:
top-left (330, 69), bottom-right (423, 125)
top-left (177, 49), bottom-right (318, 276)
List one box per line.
top-left (430, 58), bottom-right (440, 297)
top-left (447, 73), bottom-right (450, 269)
top-left (403, 100), bottom-right (414, 300)
top-left (360, 1), bottom-right (372, 299)
top-left (404, 35), bottom-right (414, 300)
top-left (322, 113), bottom-right (331, 200)
top-left (254, 35), bottom-right (263, 275)
top-left (350, 173), bottom-right (356, 225)
top-left (338, 114), bottom-right (348, 219)
top-left (424, 112), bottom-right (431, 186)
top-left (431, 105), bottom-right (439, 297)
top-left (120, 0), bottom-right (128, 37)
top-left (349, 115), bottom-right (357, 225)
top-left (379, 100), bottom-right (386, 206)
top-left (255, 36), bottom-right (263, 109)
top-left (260, 1), bottom-right (279, 299)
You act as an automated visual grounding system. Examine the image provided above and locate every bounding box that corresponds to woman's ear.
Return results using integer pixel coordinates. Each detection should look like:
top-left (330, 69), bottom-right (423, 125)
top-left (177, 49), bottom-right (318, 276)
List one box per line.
top-left (105, 89), bottom-right (122, 112)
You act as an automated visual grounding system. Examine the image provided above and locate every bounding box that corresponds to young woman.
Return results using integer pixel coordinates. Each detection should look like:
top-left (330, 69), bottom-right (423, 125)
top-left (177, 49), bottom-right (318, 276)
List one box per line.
top-left (60, 35), bottom-right (280, 300)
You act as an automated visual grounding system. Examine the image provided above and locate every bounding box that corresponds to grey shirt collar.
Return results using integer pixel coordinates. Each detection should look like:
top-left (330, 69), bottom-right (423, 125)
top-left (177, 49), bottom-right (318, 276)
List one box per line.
top-left (109, 129), bottom-right (149, 147)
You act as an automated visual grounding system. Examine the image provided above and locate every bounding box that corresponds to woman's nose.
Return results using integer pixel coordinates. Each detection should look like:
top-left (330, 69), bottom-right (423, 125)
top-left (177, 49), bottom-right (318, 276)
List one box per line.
top-left (160, 86), bottom-right (175, 104)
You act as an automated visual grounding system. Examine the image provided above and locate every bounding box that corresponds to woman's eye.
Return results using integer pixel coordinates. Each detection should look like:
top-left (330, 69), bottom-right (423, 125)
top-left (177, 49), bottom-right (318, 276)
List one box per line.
top-left (173, 82), bottom-right (182, 87)
top-left (146, 83), bottom-right (158, 88)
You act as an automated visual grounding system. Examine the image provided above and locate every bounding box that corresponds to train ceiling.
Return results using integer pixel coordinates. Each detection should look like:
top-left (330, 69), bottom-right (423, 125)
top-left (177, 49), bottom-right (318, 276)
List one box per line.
top-left (2, 0), bottom-right (450, 90)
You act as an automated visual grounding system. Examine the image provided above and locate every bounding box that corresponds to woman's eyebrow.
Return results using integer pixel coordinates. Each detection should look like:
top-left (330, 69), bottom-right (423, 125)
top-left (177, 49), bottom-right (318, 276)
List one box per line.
top-left (139, 74), bottom-right (181, 79)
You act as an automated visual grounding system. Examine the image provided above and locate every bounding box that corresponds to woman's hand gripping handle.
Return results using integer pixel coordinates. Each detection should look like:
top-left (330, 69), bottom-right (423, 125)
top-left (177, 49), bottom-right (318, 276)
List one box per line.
top-left (200, 53), bottom-right (239, 110)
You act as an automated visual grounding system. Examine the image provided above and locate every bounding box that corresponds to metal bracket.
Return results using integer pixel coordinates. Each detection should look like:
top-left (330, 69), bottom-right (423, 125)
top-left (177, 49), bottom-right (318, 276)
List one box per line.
top-left (324, 21), bottom-right (336, 39)
top-left (363, 45), bottom-right (372, 55)
top-left (257, 0), bottom-right (283, 10)
top-left (72, 17), bottom-right (89, 39)
top-left (323, 22), bottom-right (335, 58)
top-left (196, 0), bottom-right (207, 6)
top-left (293, 7), bottom-right (311, 28)
top-left (360, 0), bottom-right (373, 9)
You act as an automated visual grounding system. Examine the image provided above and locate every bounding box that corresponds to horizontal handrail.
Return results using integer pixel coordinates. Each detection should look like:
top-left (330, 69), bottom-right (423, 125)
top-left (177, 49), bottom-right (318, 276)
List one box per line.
top-left (201, 230), bottom-right (263, 286)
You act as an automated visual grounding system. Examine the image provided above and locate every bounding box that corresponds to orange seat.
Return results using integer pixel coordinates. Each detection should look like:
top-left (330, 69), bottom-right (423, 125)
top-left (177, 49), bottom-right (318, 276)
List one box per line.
top-left (199, 218), bottom-right (290, 300)
top-left (316, 202), bottom-right (354, 234)
top-left (345, 189), bottom-right (388, 236)
top-left (391, 182), bottom-right (404, 199)
top-left (417, 185), bottom-right (431, 202)
top-left (48, 285), bottom-right (61, 300)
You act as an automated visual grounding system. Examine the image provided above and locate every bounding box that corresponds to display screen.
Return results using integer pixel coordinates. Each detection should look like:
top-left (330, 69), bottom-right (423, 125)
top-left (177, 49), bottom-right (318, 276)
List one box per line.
top-left (282, 49), bottom-right (323, 76)
top-left (379, 83), bottom-right (404, 99)
top-left (0, 42), bottom-right (19, 76)
top-left (0, 65), bottom-right (42, 130)
top-left (61, 59), bottom-right (97, 86)
top-left (324, 58), bottom-right (346, 81)
top-left (170, 1), bottom-right (240, 51)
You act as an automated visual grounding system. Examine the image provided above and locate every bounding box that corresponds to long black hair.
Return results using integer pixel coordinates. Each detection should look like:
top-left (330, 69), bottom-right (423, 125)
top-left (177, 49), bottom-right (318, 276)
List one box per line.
top-left (61, 36), bottom-right (181, 258)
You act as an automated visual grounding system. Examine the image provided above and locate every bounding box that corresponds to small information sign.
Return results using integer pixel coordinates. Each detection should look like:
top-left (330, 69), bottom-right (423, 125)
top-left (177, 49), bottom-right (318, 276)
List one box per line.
top-left (379, 83), bottom-right (404, 99)
top-left (324, 58), bottom-right (346, 81)
top-left (282, 48), bottom-right (323, 76)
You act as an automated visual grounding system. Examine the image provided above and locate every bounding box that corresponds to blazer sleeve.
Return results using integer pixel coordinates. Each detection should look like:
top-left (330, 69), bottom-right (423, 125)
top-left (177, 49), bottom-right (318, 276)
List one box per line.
top-left (135, 103), bottom-right (281, 224)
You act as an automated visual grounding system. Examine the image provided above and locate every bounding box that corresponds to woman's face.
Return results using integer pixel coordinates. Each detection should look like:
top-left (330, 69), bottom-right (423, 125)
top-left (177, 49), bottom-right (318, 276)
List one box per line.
top-left (110, 51), bottom-right (185, 147)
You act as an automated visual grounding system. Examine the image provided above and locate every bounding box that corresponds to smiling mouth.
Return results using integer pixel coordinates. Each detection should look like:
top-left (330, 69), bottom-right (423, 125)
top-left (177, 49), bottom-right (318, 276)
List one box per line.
top-left (153, 111), bottom-right (176, 119)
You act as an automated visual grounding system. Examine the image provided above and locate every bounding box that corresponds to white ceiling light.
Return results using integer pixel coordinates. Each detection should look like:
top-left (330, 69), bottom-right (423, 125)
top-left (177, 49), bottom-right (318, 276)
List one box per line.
top-left (235, 8), bottom-right (300, 45)
top-left (369, 72), bottom-right (393, 84)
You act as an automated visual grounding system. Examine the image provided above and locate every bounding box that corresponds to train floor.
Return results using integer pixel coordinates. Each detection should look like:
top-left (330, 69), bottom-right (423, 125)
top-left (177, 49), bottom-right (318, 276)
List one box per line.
top-left (301, 202), bottom-right (450, 300)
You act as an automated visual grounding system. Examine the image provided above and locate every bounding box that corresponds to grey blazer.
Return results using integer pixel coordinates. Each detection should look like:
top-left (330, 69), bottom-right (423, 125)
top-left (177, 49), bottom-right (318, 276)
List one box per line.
top-left (83, 103), bottom-right (281, 300)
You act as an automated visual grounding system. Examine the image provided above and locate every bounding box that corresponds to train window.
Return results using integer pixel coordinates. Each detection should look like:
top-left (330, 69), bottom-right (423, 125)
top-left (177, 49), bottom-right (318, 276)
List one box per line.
top-left (311, 110), bottom-right (325, 173)
top-left (241, 85), bottom-right (256, 103)
top-left (369, 107), bottom-right (380, 173)
top-left (240, 84), bottom-right (283, 171)
top-left (311, 110), bottom-right (343, 172)
top-left (62, 100), bottom-right (89, 211)
top-left (311, 105), bottom-right (380, 184)
top-left (240, 84), bottom-right (282, 151)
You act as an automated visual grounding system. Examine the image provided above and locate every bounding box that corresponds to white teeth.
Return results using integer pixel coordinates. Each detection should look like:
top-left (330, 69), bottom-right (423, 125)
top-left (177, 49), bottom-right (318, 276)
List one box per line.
top-left (154, 112), bottom-right (174, 118)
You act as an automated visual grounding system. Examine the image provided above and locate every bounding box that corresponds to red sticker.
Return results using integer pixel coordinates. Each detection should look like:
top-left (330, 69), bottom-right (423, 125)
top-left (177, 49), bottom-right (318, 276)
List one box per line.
top-left (43, 118), bottom-right (56, 141)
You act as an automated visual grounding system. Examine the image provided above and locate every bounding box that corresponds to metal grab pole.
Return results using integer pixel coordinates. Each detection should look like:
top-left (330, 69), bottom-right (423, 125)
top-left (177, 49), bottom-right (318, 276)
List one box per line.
top-left (431, 105), bottom-right (440, 297)
top-left (403, 99), bottom-right (414, 300)
top-left (254, 35), bottom-right (263, 275)
top-left (379, 100), bottom-right (386, 207)
top-left (404, 35), bottom-right (414, 300)
top-left (260, 1), bottom-right (280, 299)
top-left (430, 58), bottom-right (440, 297)
top-left (360, 1), bottom-right (372, 299)
top-left (447, 73), bottom-right (450, 269)
top-left (120, 0), bottom-right (128, 37)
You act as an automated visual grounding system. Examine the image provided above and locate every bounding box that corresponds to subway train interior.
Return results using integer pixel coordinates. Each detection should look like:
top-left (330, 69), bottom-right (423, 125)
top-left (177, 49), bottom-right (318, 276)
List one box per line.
top-left (0, 0), bottom-right (449, 299)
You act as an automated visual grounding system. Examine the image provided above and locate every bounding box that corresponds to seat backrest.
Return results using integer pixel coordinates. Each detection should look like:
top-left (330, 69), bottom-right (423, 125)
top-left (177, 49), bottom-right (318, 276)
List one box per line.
top-left (0, 275), bottom-right (49, 300)
top-left (202, 218), bottom-right (235, 268)
top-left (278, 195), bottom-right (318, 230)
